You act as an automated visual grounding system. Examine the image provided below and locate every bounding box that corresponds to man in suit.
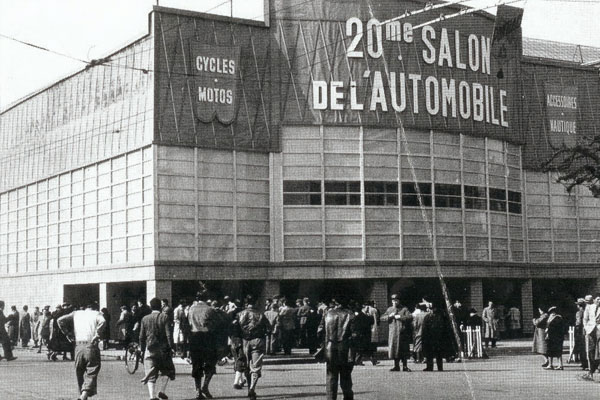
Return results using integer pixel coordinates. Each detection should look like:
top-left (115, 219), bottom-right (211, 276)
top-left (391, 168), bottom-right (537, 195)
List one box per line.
top-left (278, 298), bottom-right (297, 355)
top-left (581, 295), bottom-right (600, 381)
top-left (0, 300), bottom-right (17, 361)
top-left (319, 296), bottom-right (356, 400)
top-left (140, 297), bottom-right (176, 400)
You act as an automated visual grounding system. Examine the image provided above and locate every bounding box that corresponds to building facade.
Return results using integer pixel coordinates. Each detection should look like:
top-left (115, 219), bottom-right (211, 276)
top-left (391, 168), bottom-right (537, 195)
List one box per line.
top-left (1, 0), bottom-right (599, 338)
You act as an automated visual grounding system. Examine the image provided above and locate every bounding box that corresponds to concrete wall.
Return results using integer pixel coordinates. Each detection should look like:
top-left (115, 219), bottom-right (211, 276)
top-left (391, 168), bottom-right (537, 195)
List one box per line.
top-left (155, 145), bottom-right (270, 263)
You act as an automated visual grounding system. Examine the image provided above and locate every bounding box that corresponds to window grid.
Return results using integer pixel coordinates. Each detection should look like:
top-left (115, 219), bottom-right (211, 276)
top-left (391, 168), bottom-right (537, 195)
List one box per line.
top-left (0, 147), bottom-right (153, 274)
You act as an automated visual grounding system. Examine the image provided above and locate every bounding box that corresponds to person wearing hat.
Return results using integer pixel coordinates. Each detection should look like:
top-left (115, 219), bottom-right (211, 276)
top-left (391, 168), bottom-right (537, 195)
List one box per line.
top-left (422, 302), bottom-right (448, 371)
top-left (384, 294), bottom-right (413, 372)
top-left (544, 306), bottom-right (567, 370)
top-left (532, 307), bottom-right (550, 368)
top-left (0, 300), bottom-right (17, 361)
top-left (319, 294), bottom-right (356, 400)
top-left (236, 295), bottom-right (270, 400)
top-left (574, 298), bottom-right (588, 369)
top-left (580, 295), bottom-right (600, 381)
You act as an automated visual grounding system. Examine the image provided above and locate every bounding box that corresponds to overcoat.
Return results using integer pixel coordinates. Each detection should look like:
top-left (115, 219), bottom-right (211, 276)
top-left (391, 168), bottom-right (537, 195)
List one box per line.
top-left (19, 311), bottom-right (31, 343)
top-left (482, 306), bottom-right (499, 339)
top-left (384, 305), bottom-right (413, 358)
top-left (545, 313), bottom-right (566, 357)
top-left (532, 313), bottom-right (549, 355)
top-left (412, 311), bottom-right (426, 353)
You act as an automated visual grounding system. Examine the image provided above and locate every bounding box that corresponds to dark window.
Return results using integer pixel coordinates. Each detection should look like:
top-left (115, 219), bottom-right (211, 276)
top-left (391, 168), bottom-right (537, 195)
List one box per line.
top-left (401, 182), bottom-right (432, 207)
top-left (365, 182), bottom-right (398, 206)
top-left (508, 191), bottom-right (522, 214)
top-left (435, 183), bottom-right (461, 208)
top-left (324, 181), bottom-right (361, 206)
top-left (283, 180), bottom-right (321, 205)
top-left (464, 185), bottom-right (487, 210)
top-left (489, 188), bottom-right (506, 212)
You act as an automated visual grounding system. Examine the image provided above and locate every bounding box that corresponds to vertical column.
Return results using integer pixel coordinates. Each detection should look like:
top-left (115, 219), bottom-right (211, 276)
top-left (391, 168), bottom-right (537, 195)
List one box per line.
top-left (589, 277), bottom-right (600, 296)
top-left (367, 280), bottom-right (388, 343)
top-left (260, 280), bottom-right (281, 311)
top-left (466, 279), bottom-right (484, 314)
top-left (146, 280), bottom-right (172, 304)
top-left (99, 283), bottom-right (108, 309)
top-left (270, 152), bottom-right (284, 262)
top-left (521, 279), bottom-right (534, 335)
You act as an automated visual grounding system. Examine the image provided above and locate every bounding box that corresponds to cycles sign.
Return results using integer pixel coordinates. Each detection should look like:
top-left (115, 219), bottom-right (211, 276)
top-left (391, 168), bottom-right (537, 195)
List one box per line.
top-left (189, 42), bottom-right (240, 125)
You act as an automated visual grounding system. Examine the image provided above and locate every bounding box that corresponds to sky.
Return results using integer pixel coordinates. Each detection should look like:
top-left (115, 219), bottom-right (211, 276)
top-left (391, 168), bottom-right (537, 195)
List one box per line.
top-left (0, 0), bottom-right (599, 110)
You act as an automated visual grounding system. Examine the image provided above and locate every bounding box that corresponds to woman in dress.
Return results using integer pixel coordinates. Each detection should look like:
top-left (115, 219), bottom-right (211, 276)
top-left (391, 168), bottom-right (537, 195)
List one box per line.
top-left (544, 306), bottom-right (567, 370)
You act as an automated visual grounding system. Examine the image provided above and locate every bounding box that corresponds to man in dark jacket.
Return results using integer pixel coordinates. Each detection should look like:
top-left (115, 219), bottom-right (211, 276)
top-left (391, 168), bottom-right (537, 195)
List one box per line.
top-left (319, 296), bottom-right (356, 400)
top-left (237, 295), bottom-right (270, 400)
top-left (422, 302), bottom-right (447, 371)
top-left (140, 297), bottom-right (176, 400)
top-left (0, 300), bottom-right (17, 361)
top-left (187, 290), bottom-right (218, 400)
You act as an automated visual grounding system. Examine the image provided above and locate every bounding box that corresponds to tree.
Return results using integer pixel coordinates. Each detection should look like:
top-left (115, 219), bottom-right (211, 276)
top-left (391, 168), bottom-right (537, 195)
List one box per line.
top-left (541, 134), bottom-right (600, 198)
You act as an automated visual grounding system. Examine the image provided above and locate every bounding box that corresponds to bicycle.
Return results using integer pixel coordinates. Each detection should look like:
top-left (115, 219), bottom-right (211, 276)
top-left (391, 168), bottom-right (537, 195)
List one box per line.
top-left (124, 342), bottom-right (143, 374)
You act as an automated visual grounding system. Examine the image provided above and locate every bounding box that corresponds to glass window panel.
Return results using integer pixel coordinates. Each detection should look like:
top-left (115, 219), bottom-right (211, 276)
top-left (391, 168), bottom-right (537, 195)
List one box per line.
top-left (490, 200), bottom-right (507, 212)
top-left (402, 194), bottom-right (432, 207)
top-left (325, 182), bottom-right (346, 192)
top-left (489, 188), bottom-right (506, 200)
top-left (435, 184), bottom-right (461, 196)
top-left (465, 185), bottom-right (486, 198)
top-left (465, 198), bottom-right (487, 210)
top-left (325, 194), bottom-right (347, 205)
top-left (508, 202), bottom-right (522, 214)
top-left (508, 191), bottom-right (521, 202)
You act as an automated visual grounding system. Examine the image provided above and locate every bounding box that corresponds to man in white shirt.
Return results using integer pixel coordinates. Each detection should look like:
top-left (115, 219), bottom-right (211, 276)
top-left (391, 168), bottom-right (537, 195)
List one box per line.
top-left (58, 304), bottom-right (106, 400)
top-left (581, 295), bottom-right (600, 381)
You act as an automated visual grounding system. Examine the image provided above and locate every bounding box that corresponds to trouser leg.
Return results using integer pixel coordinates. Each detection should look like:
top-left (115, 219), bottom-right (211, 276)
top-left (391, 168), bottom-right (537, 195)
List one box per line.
top-left (436, 351), bottom-right (444, 371)
top-left (339, 365), bottom-right (353, 400)
top-left (326, 364), bottom-right (338, 400)
top-left (1, 339), bottom-right (13, 359)
top-left (425, 352), bottom-right (433, 370)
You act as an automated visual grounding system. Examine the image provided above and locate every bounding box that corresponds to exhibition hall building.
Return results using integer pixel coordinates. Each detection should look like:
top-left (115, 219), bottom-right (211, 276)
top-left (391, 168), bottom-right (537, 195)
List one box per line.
top-left (1, 0), bottom-right (599, 337)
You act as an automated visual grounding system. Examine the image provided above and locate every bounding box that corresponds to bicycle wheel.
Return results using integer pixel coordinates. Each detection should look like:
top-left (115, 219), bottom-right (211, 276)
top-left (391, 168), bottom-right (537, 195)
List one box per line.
top-left (124, 344), bottom-right (140, 374)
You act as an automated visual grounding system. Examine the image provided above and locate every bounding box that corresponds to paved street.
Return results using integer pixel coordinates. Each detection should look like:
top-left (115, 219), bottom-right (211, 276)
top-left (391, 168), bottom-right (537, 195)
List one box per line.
top-left (1, 344), bottom-right (598, 400)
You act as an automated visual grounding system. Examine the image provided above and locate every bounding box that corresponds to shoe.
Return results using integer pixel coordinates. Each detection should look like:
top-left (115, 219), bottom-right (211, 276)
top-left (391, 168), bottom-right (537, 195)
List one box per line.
top-left (6, 356), bottom-right (17, 361)
top-left (233, 384), bottom-right (243, 390)
top-left (195, 391), bottom-right (206, 400)
top-left (355, 362), bottom-right (364, 366)
top-left (555, 366), bottom-right (564, 370)
top-left (541, 361), bottom-right (549, 368)
top-left (403, 367), bottom-right (412, 372)
top-left (423, 367), bottom-right (433, 371)
top-left (578, 373), bottom-right (594, 381)
top-left (201, 387), bottom-right (213, 399)
top-left (389, 367), bottom-right (400, 371)
top-left (544, 365), bottom-right (554, 370)
top-left (372, 360), bottom-right (380, 366)
top-left (158, 392), bottom-right (169, 399)
top-left (248, 389), bottom-right (257, 400)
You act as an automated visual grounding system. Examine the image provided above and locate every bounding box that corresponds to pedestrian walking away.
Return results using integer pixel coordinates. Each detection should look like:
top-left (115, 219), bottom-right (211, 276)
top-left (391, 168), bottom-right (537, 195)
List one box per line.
top-left (237, 295), bottom-right (270, 400)
top-left (140, 297), bottom-right (176, 400)
top-left (187, 288), bottom-right (219, 399)
top-left (57, 304), bottom-right (106, 400)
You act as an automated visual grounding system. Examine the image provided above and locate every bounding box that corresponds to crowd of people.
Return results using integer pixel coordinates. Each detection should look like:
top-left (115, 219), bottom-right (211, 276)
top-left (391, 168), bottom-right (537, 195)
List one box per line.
top-left (2, 291), bottom-right (598, 399)
top-left (531, 294), bottom-right (600, 381)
